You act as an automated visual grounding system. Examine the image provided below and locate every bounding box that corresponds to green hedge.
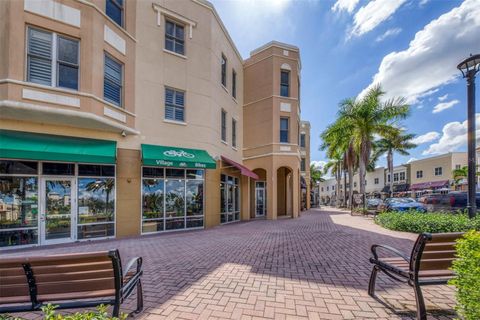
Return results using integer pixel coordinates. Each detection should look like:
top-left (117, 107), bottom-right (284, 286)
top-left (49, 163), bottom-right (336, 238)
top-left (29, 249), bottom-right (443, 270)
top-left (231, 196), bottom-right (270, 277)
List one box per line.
top-left (374, 211), bottom-right (480, 233)
top-left (449, 231), bottom-right (480, 320)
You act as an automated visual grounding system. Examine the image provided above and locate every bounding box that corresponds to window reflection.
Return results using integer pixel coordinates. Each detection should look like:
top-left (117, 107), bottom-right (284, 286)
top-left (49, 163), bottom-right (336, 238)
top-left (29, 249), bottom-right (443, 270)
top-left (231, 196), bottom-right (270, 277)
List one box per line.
top-left (166, 180), bottom-right (185, 218)
top-left (0, 177), bottom-right (38, 247)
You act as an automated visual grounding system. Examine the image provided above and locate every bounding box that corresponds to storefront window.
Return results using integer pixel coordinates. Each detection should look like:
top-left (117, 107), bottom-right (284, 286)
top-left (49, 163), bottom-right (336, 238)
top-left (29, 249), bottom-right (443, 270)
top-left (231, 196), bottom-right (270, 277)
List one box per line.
top-left (220, 174), bottom-right (240, 223)
top-left (142, 167), bottom-right (204, 233)
top-left (0, 176), bottom-right (39, 247)
top-left (77, 165), bottom-right (115, 239)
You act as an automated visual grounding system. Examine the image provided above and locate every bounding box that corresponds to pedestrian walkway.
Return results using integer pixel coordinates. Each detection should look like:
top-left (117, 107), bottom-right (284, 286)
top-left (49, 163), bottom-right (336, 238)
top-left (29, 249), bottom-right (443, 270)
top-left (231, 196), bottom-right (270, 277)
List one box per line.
top-left (3, 208), bottom-right (456, 319)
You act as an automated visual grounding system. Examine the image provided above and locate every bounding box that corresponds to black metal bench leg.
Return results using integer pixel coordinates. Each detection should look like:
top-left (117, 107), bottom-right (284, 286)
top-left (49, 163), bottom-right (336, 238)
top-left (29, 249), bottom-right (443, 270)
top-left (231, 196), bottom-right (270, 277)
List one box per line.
top-left (368, 266), bottom-right (379, 297)
top-left (413, 283), bottom-right (427, 320)
top-left (112, 301), bottom-right (120, 318)
top-left (135, 279), bottom-right (144, 314)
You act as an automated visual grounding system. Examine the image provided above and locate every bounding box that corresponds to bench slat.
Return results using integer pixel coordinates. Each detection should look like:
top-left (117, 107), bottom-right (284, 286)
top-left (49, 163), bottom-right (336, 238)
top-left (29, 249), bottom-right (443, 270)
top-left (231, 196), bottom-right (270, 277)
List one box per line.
top-left (419, 258), bottom-right (455, 271)
top-left (37, 289), bottom-right (116, 302)
top-left (37, 278), bottom-right (115, 295)
top-left (32, 261), bottom-right (113, 275)
top-left (0, 275), bottom-right (27, 286)
top-left (0, 267), bottom-right (26, 277)
top-left (429, 232), bottom-right (464, 243)
top-left (0, 283), bottom-right (30, 297)
top-left (423, 242), bottom-right (456, 252)
top-left (421, 250), bottom-right (456, 260)
top-left (35, 269), bottom-right (114, 283)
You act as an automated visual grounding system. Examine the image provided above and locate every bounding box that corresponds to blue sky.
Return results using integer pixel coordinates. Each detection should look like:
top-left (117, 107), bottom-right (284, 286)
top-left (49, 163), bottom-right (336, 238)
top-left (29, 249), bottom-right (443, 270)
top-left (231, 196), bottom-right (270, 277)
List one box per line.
top-left (210, 0), bottom-right (480, 170)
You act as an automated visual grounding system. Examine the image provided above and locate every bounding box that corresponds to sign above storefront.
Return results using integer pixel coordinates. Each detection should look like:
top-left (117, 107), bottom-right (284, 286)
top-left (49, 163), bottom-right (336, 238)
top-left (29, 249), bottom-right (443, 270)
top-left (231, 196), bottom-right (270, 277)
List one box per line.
top-left (141, 144), bottom-right (216, 169)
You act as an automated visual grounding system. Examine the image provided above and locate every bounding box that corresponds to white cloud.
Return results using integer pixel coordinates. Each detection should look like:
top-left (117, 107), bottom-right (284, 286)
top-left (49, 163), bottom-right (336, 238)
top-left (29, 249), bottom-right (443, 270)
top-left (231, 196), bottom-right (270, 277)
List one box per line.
top-left (375, 28), bottom-right (402, 42)
top-left (423, 114), bottom-right (480, 155)
top-left (407, 157), bottom-right (418, 163)
top-left (351, 0), bottom-right (406, 37)
top-left (419, 0), bottom-right (431, 6)
top-left (432, 99), bottom-right (459, 114)
top-left (359, 0), bottom-right (480, 103)
top-left (332, 0), bottom-right (360, 14)
top-left (311, 160), bottom-right (327, 171)
top-left (411, 131), bottom-right (440, 144)
top-left (438, 94), bottom-right (449, 101)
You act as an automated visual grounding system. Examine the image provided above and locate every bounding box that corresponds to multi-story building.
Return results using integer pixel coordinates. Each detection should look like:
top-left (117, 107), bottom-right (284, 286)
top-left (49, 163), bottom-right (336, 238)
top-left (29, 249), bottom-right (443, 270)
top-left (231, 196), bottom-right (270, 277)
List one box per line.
top-left (318, 178), bottom-right (337, 205)
top-left (384, 164), bottom-right (410, 193)
top-left (0, 0), bottom-right (307, 248)
top-left (409, 152), bottom-right (467, 192)
top-left (300, 121), bottom-right (311, 210)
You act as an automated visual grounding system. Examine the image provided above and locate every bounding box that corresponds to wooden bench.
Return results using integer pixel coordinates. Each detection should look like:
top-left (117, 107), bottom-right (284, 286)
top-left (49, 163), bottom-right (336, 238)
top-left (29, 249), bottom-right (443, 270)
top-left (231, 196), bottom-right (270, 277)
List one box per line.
top-left (368, 232), bottom-right (463, 320)
top-left (0, 249), bottom-right (143, 317)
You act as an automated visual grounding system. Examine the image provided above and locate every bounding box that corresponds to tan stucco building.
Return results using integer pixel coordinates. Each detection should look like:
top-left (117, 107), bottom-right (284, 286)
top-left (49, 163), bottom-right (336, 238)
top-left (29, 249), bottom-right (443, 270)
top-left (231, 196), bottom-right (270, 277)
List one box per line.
top-left (0, 0), bottom-right (308, 248)
top-left (300, 121), bottom-right (311, 210)
top-left (409, 152), bottom-right (467, 191)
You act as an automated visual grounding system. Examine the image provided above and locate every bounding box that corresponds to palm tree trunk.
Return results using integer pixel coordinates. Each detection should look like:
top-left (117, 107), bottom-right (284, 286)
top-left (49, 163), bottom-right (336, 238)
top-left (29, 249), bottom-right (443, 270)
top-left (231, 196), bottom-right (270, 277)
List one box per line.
top-left (348, 165), bottom-right (354, 209)
top-left (336, 163), bottom-right (341, 208)
top-left (388, 150), bottom-right (393, 197)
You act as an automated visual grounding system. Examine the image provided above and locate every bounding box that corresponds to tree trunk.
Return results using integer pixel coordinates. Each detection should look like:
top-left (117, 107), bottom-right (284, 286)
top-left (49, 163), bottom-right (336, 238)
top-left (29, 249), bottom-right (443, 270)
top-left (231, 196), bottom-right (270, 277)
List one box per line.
top-left (343, 169), bottom-right (347, 207)
top-left (336, 163), bottom-right (342, 208)
top-left (348, 165), bottom-right (354, 209)
top-left (359, 145), bottom-right (367, 195)
top-left (388, 150), bottom-right (393, 197)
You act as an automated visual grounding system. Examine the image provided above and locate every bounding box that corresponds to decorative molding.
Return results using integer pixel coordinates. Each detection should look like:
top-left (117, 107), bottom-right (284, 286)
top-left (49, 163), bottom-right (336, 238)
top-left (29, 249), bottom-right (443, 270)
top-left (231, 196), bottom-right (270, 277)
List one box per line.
top-left (24, 0), bottom-right (81, 27)
top-left (0, 100), bottom-right (139, 135)
top-left (280, 63), bottom-right (292, 71)
top-left (152, 3), bottom-right (196, 39)
top-left (22, 88), bottom-right (80, 108)
top-left (280, 146), bottom-right (292, 152)
top-left (0, 79), bottom-right (136, 117)
top-left (104, 106), bottom-right (126, 123)
top-left (104, 25), bottom-right (126, 55)
top-left (283, 50), bottom-right (289, 56)
top-left (280, 102), bottom-right (291, 112)
top-left (243, 152), bottom-right (301, 161)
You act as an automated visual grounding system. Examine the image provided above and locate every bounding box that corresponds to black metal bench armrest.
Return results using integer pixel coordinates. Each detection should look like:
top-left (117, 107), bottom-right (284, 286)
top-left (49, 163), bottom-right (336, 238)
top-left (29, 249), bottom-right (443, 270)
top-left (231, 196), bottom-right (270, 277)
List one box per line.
top-left (371, 244), bottom-right (410, 262)
top-left (121, 257), bottom-right (143, 299)
top-left (123, 257), bottom-right (142, 279)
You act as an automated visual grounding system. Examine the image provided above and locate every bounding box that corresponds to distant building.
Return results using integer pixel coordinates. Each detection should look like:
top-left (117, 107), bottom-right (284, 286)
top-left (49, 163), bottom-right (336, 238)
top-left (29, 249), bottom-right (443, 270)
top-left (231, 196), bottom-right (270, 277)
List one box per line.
top-left (409, 152), bottom-right (467, 192)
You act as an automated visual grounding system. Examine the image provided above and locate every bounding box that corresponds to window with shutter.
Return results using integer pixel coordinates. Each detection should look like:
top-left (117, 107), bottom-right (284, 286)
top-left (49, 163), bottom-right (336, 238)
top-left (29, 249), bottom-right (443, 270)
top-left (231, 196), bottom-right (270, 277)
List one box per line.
top-left (221, 110), bottom-right (227, 142)
top-left (232, 119), bottom-right (237, 148)
top-left (280, 117), bottom-right (289, 143)
top-left (104, 54), bottom-right (123, 107)
top-left (27, 27), bottom-right (79, 90)
top-left (165, 88), bottom-right (185, 122)
top-left (27, 28), bottom-right (52, 86)
top-left (106, 0), bottom-right (123, 27)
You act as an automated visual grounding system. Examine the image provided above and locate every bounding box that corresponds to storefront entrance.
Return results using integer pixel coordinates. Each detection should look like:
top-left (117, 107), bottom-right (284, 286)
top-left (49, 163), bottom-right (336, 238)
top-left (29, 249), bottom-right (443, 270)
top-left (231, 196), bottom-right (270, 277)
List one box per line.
top-left (40, 177), bottom-right (76, 245)
top-left (255, 181), bottom-right (266, 217)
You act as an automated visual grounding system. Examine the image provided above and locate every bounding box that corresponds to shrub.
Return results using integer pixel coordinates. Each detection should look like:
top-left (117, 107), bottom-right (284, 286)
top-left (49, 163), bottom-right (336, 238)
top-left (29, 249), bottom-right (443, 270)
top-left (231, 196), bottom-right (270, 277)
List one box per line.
top-left (374, 211), bottom-right (480, 233)
top-left (0, 304), bottom-right (126, 320)
top-left (449, 231), bottom-right (480, 320)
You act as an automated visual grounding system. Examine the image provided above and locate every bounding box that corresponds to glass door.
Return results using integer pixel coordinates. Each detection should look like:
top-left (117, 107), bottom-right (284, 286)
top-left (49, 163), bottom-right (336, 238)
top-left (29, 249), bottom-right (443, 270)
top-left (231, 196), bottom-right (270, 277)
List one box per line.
top-left (40, 178), bottom-right (75, 244)
top-left (255, 182), bottom-right (266, 217)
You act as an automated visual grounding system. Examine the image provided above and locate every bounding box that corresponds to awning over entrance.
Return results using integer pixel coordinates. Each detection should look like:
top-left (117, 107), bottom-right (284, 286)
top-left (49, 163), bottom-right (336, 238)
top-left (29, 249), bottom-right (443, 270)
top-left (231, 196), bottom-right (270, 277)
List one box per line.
top-left (142, 144), bottom-right (216, 169)
top-left (221, 156), bottom-right (258, 179)
top-left (411, 180), bottom-right (449, 190)
top-left (0, 129), bottom-right (117, 164)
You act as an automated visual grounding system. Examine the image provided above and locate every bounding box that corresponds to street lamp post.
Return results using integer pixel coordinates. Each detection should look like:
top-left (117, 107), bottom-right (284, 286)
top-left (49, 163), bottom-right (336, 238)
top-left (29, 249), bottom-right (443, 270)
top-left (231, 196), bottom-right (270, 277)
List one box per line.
top-left (457, 54), bottom-right (480, 219)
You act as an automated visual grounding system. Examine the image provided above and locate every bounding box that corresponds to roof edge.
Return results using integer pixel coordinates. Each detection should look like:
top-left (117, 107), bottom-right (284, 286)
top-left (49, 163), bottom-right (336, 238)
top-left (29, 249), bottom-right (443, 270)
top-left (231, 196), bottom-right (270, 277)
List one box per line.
top-left (249, 41), bottom-right (299, 57)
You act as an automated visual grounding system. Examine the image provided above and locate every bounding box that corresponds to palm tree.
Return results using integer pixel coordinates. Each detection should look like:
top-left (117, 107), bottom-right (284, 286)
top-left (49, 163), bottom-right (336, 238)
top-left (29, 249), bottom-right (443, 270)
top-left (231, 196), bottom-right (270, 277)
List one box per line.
top-left (452, 166), bottom-right (479, 190)
top-left (86, 178), bottom-right (115, 214)
top-left (338, 85), bottom-right (410, 196)
top-left (373, 131), bottom-right (416, 196)
top-left (310, 164), bottom-right (325, 185)
top-left (323, 155), bottom-right (343, 206)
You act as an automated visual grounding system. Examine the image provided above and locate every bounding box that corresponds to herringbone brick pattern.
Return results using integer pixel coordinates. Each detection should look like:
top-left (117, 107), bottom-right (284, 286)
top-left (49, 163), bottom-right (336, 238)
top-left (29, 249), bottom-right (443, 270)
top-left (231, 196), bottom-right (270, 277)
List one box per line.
top-left (3, 209), bottom-right (456, 319)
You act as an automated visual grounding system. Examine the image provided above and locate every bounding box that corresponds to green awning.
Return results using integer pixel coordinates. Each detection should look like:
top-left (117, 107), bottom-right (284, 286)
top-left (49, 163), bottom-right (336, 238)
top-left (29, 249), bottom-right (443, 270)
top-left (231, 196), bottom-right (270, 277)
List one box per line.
top-left (0, 130), bottom-right (117, 164)
top-left (141, 144), bottom-right (216, 169)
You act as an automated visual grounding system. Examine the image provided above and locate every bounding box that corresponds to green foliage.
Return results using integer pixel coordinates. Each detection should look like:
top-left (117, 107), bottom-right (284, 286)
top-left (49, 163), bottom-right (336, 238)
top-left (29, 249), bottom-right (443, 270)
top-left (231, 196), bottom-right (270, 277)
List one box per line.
top-left (0, 304), bottom-right (127, 320)
top-left (374, 211), bottom-right (480, 233)
top-left (449, 231), bottom-right (480, 320)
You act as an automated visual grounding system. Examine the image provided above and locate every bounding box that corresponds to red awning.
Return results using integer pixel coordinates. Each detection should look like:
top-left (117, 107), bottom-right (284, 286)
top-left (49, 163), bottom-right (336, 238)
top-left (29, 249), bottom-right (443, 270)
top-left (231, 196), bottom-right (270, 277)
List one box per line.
top-left (221, 156), bottom-right (259, 180)
top-left (411, 180), bottom-right (449, 190)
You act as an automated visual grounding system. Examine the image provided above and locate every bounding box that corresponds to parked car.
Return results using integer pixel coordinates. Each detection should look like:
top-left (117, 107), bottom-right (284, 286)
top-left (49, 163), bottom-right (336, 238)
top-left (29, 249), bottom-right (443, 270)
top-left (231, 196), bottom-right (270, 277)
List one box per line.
top-left (366, 198), bottom-right (383, 211)
top-left (379, 198), bottom-right (427, 213)
top-left (420, 192), bottom-right (480, 212)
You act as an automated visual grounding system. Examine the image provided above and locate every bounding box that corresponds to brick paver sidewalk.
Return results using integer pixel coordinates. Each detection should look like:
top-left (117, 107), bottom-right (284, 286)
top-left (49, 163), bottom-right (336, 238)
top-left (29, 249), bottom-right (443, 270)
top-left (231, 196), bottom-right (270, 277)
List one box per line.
top-left (3, 208), bottom-right (456, 319)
